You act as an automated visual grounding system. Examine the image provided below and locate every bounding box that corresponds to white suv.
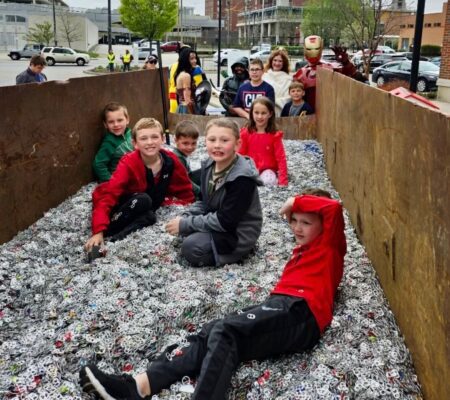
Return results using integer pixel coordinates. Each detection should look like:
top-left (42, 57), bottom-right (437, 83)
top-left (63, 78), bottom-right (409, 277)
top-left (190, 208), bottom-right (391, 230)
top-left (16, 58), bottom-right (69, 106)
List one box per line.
top-left (41, 47), bottom-right (90, 66)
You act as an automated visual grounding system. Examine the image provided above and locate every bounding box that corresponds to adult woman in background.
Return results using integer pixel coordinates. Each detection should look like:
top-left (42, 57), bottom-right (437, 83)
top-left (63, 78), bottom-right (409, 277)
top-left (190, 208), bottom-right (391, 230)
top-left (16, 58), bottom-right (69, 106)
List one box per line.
top-left (263, 49), bottom-right (292, 115)
top-left (174, 49), bottom-right (198, 114)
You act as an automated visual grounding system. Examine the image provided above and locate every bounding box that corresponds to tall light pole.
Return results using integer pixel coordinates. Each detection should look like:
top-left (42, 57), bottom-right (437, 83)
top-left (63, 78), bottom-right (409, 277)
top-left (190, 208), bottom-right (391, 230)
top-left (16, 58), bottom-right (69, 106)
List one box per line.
top-left (107, 0), bottom-right (112, 51)
top-left (409, 0), bottom-right (426, 92)
top-left (217, 0), bottom-right (222, 87)
top-left (52, 0), bottom-right (57, 46)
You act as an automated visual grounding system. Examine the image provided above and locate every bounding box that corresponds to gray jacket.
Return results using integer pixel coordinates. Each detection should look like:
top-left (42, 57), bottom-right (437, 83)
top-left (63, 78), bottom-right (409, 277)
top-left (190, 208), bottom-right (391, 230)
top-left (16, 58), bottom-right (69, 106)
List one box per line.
top-left (179, 155), bottom-right (263, 265)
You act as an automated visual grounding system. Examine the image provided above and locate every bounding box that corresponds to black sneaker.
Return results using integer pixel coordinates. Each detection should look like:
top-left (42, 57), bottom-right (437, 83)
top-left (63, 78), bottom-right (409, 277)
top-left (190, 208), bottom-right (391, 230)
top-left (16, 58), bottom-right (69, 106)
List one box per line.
top-left (79, 364), bottom-right (144, 399)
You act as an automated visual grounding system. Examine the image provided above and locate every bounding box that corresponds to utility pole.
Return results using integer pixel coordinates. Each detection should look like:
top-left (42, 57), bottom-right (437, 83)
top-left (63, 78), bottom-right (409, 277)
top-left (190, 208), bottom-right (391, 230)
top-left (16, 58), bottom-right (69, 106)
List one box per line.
top-left (409, 0), bottom-right (425, 92)
top-left (107, 0), bottom-right (112, 51)
top-left (217, 0), bottom-right (222, 87)
top-left (180, 0), bottom-right (184, 43)
top-left (52, 0), bottom-right (57, 46)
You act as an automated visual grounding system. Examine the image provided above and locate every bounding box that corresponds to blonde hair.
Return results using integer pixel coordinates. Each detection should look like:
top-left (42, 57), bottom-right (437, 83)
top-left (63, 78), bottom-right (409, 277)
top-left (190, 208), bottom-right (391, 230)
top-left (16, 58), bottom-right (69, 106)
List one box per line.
top-left (289, 81), bottom-right (305, 92)
top-left (205, 118), bottom-right (240, 139)
top-left (132, 118), bottom-right (163, 140)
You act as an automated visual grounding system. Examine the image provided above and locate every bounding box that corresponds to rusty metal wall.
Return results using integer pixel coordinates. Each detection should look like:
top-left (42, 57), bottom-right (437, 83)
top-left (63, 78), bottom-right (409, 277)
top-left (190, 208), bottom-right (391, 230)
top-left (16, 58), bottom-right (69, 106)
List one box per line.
top-left (316, 68), bottom-right (449, 400)
top-left (0, 70), bottom-right (166, 243)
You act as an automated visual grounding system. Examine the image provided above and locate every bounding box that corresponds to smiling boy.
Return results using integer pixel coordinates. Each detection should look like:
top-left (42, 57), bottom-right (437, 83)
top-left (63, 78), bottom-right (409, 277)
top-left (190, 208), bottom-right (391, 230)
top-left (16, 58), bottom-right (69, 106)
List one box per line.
top-left (230, 59), bottom-right (275, 119)
top-left (85, 118), bottom-right (194, 252)
top-left (93, 102), bottom-right (132, 182)
top-left (80, 190), bottom-right (346, 400)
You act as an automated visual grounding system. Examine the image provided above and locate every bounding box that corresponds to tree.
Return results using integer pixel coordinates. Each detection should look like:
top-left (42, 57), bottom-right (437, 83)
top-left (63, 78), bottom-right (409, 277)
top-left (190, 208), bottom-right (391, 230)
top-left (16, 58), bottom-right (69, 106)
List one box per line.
top-left (25, 21), bottom-right (54, 45)
top-left (302, 0), bottom-right (347, 47)
top-left (119, 0), bottom-right (178, 41)
top-left (58, 10), bottom-right (82, 48)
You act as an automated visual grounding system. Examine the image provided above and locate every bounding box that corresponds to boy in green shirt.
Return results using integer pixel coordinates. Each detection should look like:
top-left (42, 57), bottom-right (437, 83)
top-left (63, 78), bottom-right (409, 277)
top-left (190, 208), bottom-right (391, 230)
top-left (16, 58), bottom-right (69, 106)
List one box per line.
top-left (93, 102), bottom-right (132, 182)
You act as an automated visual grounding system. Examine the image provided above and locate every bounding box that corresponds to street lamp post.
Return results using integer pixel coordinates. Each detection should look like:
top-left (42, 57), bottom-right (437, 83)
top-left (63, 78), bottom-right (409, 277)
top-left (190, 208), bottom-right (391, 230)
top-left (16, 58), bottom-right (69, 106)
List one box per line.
top-left (52, 0), bottom-right (57, 46)
top-left (217, 0), bottom-right (222, 87)
top-left (409, 0), bottom-right (426, 92)
top-left (107, 0), bottom-right (112, 51)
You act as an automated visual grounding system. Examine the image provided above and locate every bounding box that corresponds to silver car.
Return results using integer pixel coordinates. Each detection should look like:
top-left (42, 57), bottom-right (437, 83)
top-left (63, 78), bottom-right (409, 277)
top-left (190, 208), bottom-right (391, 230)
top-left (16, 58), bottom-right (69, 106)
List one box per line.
top-left (41, 47), bottom-right (90, 66)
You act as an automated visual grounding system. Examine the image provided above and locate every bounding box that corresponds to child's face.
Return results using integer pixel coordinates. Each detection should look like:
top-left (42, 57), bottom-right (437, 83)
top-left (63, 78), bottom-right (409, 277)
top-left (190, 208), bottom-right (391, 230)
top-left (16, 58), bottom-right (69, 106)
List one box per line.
top-left (289, 212), bottom-right (323, 246)
top-left (206, 126), bottom-right (240, 169)
top-left (252, 103), bottom-right (272, 131)
top-left (104, 109), bottom-right (129, 136)
top-left (175, 136), bottom-right (198, 156)
top-left (133, 127), bottom-right (163, 159)
top-left (290, 88), bottom-right (304, 103)
top-left (249, 64), bottom-right (263, 82)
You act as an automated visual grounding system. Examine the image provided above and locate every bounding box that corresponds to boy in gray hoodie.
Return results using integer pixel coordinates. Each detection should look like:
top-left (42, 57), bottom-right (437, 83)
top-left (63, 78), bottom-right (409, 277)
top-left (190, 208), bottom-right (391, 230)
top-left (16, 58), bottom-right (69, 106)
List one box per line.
top-left (165, 118), bottom-right (263, 267)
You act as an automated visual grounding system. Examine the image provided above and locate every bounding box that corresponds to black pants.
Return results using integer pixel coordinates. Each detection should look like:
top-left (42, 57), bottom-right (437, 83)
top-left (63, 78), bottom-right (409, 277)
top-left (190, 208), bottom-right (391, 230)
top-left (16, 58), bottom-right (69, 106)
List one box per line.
top-left (147, 295), bottom-right (320, 400)
top-left (105, 193), bottom-right (155, 241)
top-left (122, 63), bottom-right (131, 72)
top-left (108, 63), bottom-right (114, 72)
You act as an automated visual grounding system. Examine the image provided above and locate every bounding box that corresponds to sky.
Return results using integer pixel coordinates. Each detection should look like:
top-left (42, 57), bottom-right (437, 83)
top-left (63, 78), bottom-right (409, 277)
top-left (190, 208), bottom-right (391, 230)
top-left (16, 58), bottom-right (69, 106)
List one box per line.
top-left (63, 0), bottom-right (446, 14)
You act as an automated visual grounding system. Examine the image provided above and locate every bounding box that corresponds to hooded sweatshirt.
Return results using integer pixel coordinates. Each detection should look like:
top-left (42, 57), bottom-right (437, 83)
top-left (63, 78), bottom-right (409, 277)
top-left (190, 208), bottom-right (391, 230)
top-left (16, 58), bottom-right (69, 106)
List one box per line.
top-left (179, 154), bottom-right (263, 265)
top-left (271, 195), bottom-right (347, 332)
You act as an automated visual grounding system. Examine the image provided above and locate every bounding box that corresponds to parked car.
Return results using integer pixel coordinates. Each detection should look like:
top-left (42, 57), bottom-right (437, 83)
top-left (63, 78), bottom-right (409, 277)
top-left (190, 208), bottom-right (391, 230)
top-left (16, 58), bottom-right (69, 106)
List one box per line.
top-left (392, 52), bottom-right (429, 61)
top-left (249, 49), bottom-right (271, 63)
top-left (213, 48), bottom-right (240, 66)
top-left (250, 43), bottom-right (271, 54)
top-left (8, 44), bottom-right (43, 60)
top-left (41, 47), bottom-right (90, 66)
top-left (138, 46), bottom-right (157, 60)
top-left (295, 58), bottom-right (308, 71)
top-left (353, 46), bottom-right (396, 58)
top-left (372, 60), bottom-right (439, 92)
top-left (355, 54), bottom-right (398, 73)
top-left (429, 56), bottom-right (441, 67)
top-left (160, 41), bottom-right (182, 52)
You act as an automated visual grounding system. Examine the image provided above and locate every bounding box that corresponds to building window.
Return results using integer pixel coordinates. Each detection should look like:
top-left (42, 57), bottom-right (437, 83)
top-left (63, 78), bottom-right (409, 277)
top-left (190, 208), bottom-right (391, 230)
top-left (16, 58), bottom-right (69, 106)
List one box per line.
top-left (400, 24), bottom-right (406, 28)
top-left (5, 15), bottom-right (26, 23)
top-left (407, 24), bottom-right (414, 28)
top-left (16, 16), bottom-right (26, 23)
top-left (433, 22), bottom-right (441, 27)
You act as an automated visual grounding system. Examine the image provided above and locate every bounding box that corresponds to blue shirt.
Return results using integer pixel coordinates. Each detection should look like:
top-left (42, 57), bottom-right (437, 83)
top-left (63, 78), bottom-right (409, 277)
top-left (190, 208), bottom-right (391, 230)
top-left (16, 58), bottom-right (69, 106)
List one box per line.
top-left (232, 81), bottom-right (275, 110)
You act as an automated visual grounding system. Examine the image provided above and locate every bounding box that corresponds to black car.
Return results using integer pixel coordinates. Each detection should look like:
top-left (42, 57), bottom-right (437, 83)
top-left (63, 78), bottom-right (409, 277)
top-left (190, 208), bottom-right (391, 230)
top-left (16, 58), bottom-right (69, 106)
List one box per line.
top-left (355, 54), bottom-right (397, 73)
top-left (372, 60), bottom-right (439, 92)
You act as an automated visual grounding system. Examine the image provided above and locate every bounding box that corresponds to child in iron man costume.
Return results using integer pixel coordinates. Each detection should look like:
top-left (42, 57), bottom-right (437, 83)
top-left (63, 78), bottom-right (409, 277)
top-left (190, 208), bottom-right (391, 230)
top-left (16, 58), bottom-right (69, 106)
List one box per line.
top-left (293, 35), bottom-right (359, 111)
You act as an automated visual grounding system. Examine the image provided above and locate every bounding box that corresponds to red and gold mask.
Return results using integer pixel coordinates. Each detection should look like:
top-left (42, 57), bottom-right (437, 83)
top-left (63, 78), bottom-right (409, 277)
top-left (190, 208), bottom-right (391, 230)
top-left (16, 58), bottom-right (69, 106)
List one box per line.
top-left (304, 35), bottom-right (323, 65)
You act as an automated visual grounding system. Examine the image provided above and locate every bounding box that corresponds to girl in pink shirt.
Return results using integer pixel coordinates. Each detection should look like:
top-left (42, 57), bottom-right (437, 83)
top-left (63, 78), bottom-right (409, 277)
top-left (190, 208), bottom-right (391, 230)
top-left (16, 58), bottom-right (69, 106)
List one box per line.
top-left (238, 96), bottom-right (288, 186)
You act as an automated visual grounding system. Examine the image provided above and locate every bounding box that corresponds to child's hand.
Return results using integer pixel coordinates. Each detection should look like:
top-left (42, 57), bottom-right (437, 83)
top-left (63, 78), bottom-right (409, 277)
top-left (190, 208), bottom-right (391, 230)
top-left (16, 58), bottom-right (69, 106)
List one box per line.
top-left (85, 232), bottom-right (104, 252)
top-left (165, 217), bottom-right (182, 235)
top-left (279, 197), bottom-right (295, 220)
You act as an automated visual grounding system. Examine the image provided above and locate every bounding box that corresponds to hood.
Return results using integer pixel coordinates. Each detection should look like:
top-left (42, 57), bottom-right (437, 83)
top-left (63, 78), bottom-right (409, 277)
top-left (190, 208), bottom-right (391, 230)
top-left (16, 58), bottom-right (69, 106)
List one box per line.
top-left (231, 57), bottom-right (249, 72)
top-left (292, 195), bottom-right (347, 257)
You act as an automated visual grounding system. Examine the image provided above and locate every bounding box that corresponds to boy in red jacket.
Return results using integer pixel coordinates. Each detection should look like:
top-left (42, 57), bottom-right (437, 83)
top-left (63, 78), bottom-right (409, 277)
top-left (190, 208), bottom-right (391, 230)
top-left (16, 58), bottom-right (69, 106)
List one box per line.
top-left (85, 118), bottom-right (194, 253)
top-left (80, 190), bottom-right (346, 399)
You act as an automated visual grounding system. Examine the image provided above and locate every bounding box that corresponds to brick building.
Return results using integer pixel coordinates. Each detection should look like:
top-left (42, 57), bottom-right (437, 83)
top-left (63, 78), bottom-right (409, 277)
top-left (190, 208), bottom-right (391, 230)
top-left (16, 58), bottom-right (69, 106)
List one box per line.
top-left (395, 2), bottom-right (447, 49)
top-left (438, 2), bottom-right (450, 100)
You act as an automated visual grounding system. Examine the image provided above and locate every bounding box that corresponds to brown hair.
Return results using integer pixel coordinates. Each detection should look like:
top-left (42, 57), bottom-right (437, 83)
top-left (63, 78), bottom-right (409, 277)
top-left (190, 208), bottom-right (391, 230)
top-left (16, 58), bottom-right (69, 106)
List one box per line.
top-left (205, 118), bottom-right (240, 139)
top-left (301, 188), bottom-right (332, 198)
top-left (175, 120), bottom-right (200, 140)
top-left (249, 58), bottom-right (264, 70)
top-left (264, 49), bottom-right (290, 73)
top-left (246, 96), bottom-right (277, 133)
top-left (102, 102), bottom-right (129, 122)
top-left (132, 117), bottom-right (163, 141)
top-left (289, 81), bottom-right (305, 92)
top-left (30, 54), bottom-right (46, 66)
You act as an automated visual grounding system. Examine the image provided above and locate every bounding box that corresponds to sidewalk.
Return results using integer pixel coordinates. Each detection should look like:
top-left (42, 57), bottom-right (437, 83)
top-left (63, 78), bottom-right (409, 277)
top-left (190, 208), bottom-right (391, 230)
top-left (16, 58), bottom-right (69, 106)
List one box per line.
top-left (431, 99), bottom-right (450, 116)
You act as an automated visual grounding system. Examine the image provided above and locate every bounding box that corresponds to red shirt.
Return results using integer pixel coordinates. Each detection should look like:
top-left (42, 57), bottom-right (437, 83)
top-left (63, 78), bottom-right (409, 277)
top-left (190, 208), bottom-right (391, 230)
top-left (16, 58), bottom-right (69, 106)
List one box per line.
top-left (271, 195), bottom-right (347, 332)
top-left (238, 127), bottom-right (288, 186)
top-left (91, 149), bottom-right (194, 234)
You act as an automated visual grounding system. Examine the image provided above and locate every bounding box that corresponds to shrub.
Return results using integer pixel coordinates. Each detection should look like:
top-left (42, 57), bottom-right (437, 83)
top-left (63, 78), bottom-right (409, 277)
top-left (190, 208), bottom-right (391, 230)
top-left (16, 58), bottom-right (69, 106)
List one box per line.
top-left (420, 44), bottom-right (441, 57)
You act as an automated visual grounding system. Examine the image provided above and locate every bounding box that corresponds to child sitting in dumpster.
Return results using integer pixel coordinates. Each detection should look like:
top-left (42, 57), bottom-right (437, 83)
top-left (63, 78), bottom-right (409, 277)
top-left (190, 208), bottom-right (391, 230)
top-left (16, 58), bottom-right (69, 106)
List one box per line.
top-left (165, 118), bottom-right (263, 267)
top-left (171, 120), bottom-right (201, 199)
top-left (80, 188), bottom-right (347, 399)
top-left (84, 118), bottom-right (194, 254)
top-left (93, 102), bottom-right (132, 182)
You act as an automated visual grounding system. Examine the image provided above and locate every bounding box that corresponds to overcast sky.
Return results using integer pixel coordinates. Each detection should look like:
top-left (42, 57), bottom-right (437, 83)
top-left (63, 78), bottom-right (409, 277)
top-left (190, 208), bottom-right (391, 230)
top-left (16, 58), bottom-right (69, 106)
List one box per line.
top-left (64, 0), bottom-right (445, 14)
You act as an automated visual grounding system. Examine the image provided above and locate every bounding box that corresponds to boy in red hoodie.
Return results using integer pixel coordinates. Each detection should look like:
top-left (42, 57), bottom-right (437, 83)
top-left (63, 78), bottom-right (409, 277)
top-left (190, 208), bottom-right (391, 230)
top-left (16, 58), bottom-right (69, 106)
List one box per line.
top-left (85, 118), bottom-right (194, 253)
top-left (80, 190), bottom-right (346, 399)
